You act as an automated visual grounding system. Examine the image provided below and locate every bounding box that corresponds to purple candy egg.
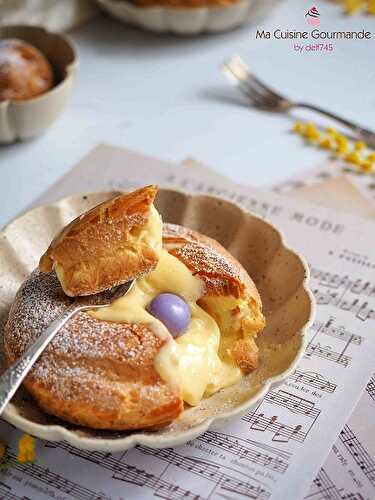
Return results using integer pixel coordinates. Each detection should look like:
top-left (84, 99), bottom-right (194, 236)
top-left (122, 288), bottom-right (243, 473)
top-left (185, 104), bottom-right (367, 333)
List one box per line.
top-left (148, 293), bottom-right (191, 337)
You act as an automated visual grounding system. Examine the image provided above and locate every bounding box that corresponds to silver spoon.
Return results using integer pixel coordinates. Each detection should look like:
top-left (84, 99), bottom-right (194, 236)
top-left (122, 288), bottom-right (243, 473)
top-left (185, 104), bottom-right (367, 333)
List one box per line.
top-left (0, 279), bottom-right (135, 416)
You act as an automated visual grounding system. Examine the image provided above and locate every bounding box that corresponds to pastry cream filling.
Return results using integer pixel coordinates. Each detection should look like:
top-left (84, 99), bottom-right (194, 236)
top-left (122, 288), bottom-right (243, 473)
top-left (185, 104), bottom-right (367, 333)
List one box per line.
top-left (91, 249), bottom-right (242, 406)
top-left (136, 204), bottom-right (163, 255)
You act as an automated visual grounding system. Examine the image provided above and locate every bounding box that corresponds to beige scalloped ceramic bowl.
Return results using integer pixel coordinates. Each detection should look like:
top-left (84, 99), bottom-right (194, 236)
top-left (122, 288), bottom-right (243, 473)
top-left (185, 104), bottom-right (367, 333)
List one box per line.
top-left (0, 189), bottom-right (314, 451)
top-left (97, 0), bottom-right (281, 35)
top-left (0, 25), bottom-right (78, 144)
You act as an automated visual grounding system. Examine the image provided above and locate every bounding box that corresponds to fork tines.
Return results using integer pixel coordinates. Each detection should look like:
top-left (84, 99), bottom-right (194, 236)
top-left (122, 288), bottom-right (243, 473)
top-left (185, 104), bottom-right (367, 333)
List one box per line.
top-left (222, 55), bottom-right (286, 110)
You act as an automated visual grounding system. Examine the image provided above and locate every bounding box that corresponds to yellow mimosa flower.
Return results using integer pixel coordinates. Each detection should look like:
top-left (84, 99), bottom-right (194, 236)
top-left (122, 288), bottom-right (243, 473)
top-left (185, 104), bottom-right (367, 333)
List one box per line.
top-left (303, 123), bottom-right (320, 141)
top-left (345, 150), bottom-right (362, 165)
top-left (327, 126), bottom-right (338, 136)
top-left (368, 0), bottom-right (375, 15)
top-left (359, 161), bottom-right (373, 173)
top-left (354, 141), bottom-right (366, 151)
top-left (292, 121), bottom-right (305, 134)
top-left (344, 0), bottom-right (366, 15)
top-left (17, 434), bottom-right (36, 463)
top-left (319, 136), bottom-right (334, 150)
top-left (335, 134), bottom-right (350, 155)
top-left (292, 120), bottom-right (374, 176)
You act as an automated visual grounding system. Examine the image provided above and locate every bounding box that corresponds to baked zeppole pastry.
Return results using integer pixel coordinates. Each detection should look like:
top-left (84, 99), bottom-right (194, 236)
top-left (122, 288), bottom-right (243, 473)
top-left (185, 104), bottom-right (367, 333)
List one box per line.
top-left (4, 187), bottom-right (265, 430)
top-left (0, 39), bottom-right (54, 102)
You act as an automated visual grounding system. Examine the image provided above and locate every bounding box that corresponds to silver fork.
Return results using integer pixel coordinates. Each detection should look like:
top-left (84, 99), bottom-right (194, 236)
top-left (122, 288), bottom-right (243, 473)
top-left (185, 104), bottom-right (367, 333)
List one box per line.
top-left (0, 279), bottom-right (135, 415)
top-left (222, 55), bottom-right (375, 148)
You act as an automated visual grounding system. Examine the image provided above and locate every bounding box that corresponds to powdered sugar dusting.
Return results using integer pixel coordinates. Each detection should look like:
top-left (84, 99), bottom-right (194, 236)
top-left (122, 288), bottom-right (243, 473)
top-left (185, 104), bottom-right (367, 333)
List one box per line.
top-left (4, 270), bottom-right (163, 405)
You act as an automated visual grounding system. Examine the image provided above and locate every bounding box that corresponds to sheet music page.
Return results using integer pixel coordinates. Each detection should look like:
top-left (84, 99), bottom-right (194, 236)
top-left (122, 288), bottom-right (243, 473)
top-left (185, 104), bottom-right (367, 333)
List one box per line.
top-left (1, 144), bottom-right (375, 500)
top-left (269, 161), bottom-right (375, 209)
top-left (305, 374), bottom-right (375, 500)
top-left (184, 158), bottom-right (375, 500)
top-left (274, 173), bottom-right (375, 500)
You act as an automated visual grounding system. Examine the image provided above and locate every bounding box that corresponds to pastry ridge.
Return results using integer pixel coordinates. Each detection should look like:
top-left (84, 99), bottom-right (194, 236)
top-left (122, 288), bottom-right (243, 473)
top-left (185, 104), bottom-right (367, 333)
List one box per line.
top-left (39, 185), bottom-right (159, 296)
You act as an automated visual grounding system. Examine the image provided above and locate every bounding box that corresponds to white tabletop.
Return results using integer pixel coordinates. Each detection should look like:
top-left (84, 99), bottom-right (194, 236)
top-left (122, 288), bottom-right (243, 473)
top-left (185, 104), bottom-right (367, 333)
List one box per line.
top-left (1, 0), bottom-right (374, 228)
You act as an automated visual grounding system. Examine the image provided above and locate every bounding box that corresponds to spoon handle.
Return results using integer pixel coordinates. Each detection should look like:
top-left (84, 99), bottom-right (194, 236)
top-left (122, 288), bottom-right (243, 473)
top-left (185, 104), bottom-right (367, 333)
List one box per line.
top-left (0, 303), bottom-right (80, 416)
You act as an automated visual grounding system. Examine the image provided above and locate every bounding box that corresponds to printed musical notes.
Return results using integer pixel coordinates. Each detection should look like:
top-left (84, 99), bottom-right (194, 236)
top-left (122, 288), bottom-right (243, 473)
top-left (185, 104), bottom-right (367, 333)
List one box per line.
top-left (305, 317), bottom-right (364, 369)
top-left (311, 319), bottom-right (363, 345)
top-left (113, 466), bottom-right (200, 500)
top-left (305, 468), bottom-right (343, 500)
top-left (1, 449), bottom-right (109, 500)
top-left (243, 387), bottom-right (321, 446)
top-left (339, 426), bottom-right (375, 488)
top-left (0, 482), bottom-right (23, 500)
top-left (310, 268), bottom-right (375, 322)
top-left (137, 447), bottom-right (271, 500)
top-left (311, 268), bottom-right (375, 299)
top-left (265, 390), bottom-right (321, 420)
top-left (47, 439), bottom-right (270, 500)
top-left (290, 369), bottom-right (337, 393)
top-left (196, 432), bottom-right (290, 474)
top-left (243, 412), bottom-right (307, 443)
top-left (54, 442), bottom-right (201, 500)
top-left (366, 375), bottom-right (375, 403)
top-left (305, 342), bottom-right (351, 367)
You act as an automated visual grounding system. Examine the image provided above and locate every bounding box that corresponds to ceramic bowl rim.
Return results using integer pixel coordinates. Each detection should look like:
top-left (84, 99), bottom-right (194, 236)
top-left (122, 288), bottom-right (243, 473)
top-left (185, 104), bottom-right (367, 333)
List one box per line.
top-left (1, 188), bottom-right (316, 451)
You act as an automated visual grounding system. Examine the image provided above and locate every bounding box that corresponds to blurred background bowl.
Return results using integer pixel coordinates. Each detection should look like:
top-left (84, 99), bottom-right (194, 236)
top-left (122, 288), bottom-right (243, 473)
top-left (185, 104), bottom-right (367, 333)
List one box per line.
top-left (96, 0), bottom-right (282, 35)
top-left (0, 25), bottom-right (78, 144)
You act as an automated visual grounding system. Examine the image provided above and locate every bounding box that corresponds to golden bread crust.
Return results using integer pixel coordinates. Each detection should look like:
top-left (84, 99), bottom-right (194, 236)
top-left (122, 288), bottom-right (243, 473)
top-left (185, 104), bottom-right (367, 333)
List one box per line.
top-left (39, 186), bottom-right (160, 297)
top-left (4, 270), bottom-right (182, 430)
top-left (0, 39), bottom-right (54, 102)
top-left (5, 223), bottom-right (264, 430)
top-left (163, 223), bottom-right (263, 306)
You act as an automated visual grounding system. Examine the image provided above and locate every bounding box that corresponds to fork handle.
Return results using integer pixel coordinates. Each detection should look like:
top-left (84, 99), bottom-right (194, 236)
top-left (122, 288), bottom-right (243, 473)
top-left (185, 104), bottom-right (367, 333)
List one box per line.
top-left (297, 102), bottom-right (375, 148)
top-left (0, 303), bottom-right (80, 416)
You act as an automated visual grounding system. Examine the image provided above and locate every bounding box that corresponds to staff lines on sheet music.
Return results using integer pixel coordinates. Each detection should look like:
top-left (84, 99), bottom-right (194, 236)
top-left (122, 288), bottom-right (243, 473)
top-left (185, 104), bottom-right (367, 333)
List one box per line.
top-left (310, 268), bottom-right (375, 299)
top-left (339, 426), bottom-right (375, 488)
top-left (305, 468), bottom-right (344, 500)
top-left (366, 375), bottom-right (375, 402)
top-left (265, 389), bottom-right (321, 420)
top-left (312, 288), bottom-right (375, 322)
top-left (242, 411), bottom-right (309, 443)
top-left (48, 442), bottom-right (203, 500)
top-left (289, 369), bottom-right (337, 394)
top-left (137, 446), bottom-right (270, 500)
top-left (196, 431), bottom-right (290, 474)
top-left (311, 318), bottom-right (363, 345)
top-left (3, 451), bottom-right (109, 500)
top-left (305, 342), bottom-right (351, 367)
top-left (52, 441), bottom-right (270, 499)
top-left (0, 482), bottom-right (23, 500)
